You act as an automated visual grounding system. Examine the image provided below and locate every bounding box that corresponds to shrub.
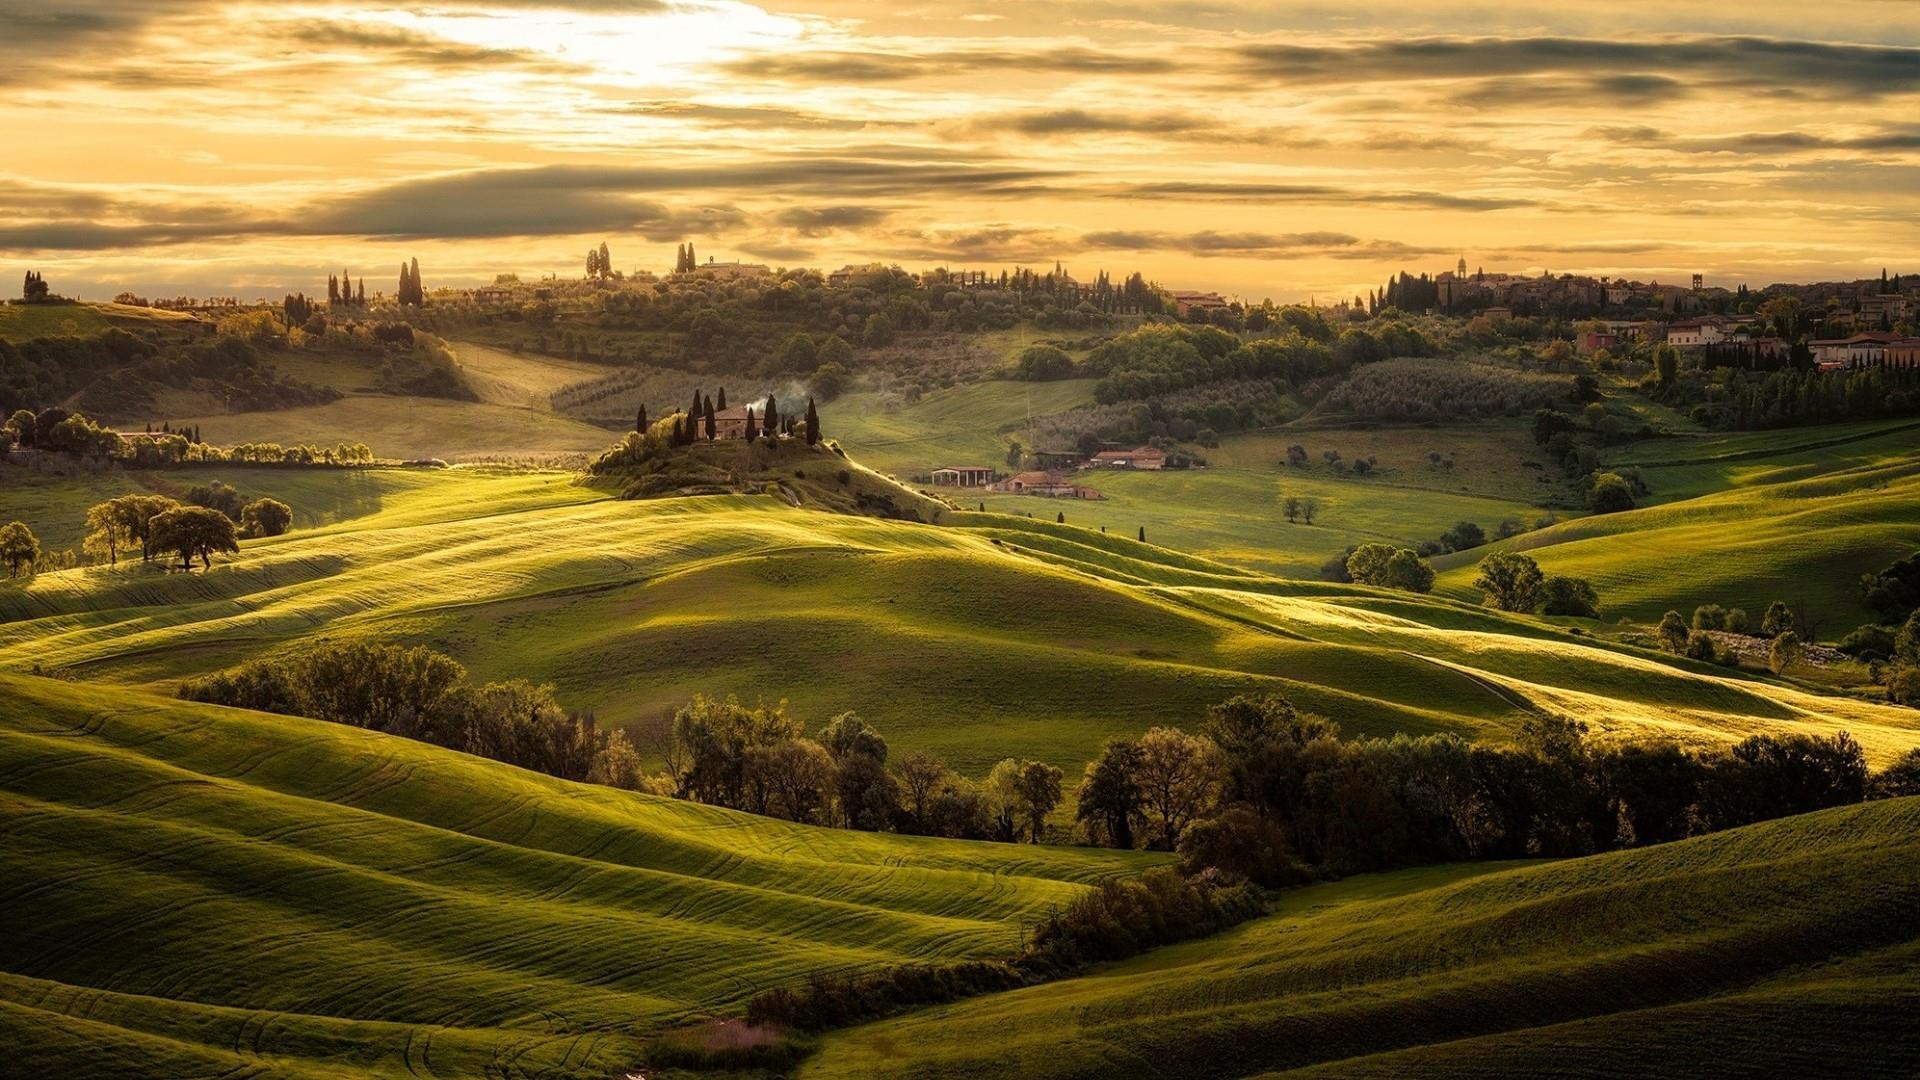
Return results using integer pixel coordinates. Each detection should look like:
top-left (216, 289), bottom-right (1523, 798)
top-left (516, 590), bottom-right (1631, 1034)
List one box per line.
top-left (1475, 552), bottom-right (1545, 612)
top-left (1013, 344), bottom-right (1074, 381)
top-left (1657, 611), bottom-right (1690, 652)
top-left (1685, 630), bottom-right (1722, 663)
top-left (1177, 806), bottom-right (1311, 887)
top-left (1539, 575), bottom-right (1600, 617)
top-left (239, 498), bottom-right (293, 538)
top-left (1588, 471), bottom-right (1636, 514)
top-left (1692, 604), bottom-right (1729, 632)
top-left (1837, 624), bottom-right (1897, 662)
top-left (1440, 521), bottom-right (1485, 552)
top-left (1887, 666), bottom-right (1920, 707)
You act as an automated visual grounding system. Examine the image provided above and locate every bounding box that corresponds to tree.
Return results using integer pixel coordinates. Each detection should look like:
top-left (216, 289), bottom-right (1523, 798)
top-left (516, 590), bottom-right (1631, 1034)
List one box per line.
top-left (1475, 553), bottom-right (1545, 612)
top-left (1346, 543), bottom-right (1433, 592)
top-left (239, 498), bottom-right (293, 538)
top-left (1656, 610), bottom-right (1690, 652)
top-left (1539, 575), bottom-right (1600, 617)
top-left (588, 730), bottom-right (647, 790)
top-left (22, 270), bottom-right (50, 302)
top-left (1299, 496), bottom-right (1319, 524)
top-left (892, 749), bottom-right (953, 832)
top-left (0, 521), bottom-right (39, 578)
top-left (1440, 521), bottom-right (1485, 552)
top-left (983, 759), bottom-right (1026, 841)
top-left (703, 399), bottom-right (717, 440)
top-left (1076, 739), bottom-right (1145, 848)
top-left (1761, 601), bottom-right (1795, 637)
top-left (1282, 495), bottom-right (1301, 523)
top-left (83, 502), bottom-right (134, 567)
top-left (862, 312), bottom-right (895, 348)
top-left (1014, 344), bottom-right (1074, 380)
top-left (1692, 605), bottom-right (1729, 632)
top-left (1653, 343), bottom-right (1679, 386)
top-left (1769, 631), bottom-right (1803, 675)
top-left (635, 404), bottom-right (648, 433)
top-left (186, 480), bottom-right (246, 519)
top-left (1015, 760), bottom-right (1065, 843)
top-left (744, 408), bottom-right (759, 442)
top-left (1588, 472), bottom-right (1636, 514)
top-left (804, 397), bottom-right (820, 445)
top-left (149, 506), bottom-right (239, 570)
top-left (1133, 727), bottom-right (1223, 850)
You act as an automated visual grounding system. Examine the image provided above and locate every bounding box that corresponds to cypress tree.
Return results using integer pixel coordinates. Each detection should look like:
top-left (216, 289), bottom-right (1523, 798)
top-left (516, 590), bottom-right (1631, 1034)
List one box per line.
top-left (355, 279), bottom-right (364, 304)
top-left (1138, 526), bottom-right (1146, 543)
top-left (745, 408), bottom-right (758, 441)
top-left (410, 258), bottom-right (423, 305)
top-left (398, 263), bottom-right (411, 305)
top-left (1056, 511), bottom-right (1065, 523)
top-left (717, 387), bottom-right (727, 410)
top-left (804, 397), bottom-right (819, 445)
top-left (690, 389), bottom-right (704, 420)
top-left (703, 400), bottom-right (716, 440)
top-left (598, 241), bottom-right (611, 278)
top-left (764, 394), bottom-right (778, 434)
top-left (636, 404), bottom-right (647, 433)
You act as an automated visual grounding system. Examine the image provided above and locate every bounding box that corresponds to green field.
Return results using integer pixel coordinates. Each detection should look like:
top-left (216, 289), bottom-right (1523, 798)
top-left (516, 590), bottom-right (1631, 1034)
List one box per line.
top-left (809, 796), bottom-right (1920, 1078)
top-left (3, 466), bottom-right (1917, 777)
top-left (171, 397), bottom-right (617, 461)
top-left (1435, 454), bottom-right (1920, 628)
top-left (0, 674), bottom-right (1155, 1078)
top-left (0, 300), bottom-right (201, 341)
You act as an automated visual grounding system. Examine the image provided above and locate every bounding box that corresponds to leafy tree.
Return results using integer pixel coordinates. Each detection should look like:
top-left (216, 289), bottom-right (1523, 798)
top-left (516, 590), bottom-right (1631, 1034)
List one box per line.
top-left (1475, 552), bottom-right (1545, 612)
top-left (1282, 495), bottom-right (1301, 523)
top-left (862, 312), bottom-right (896, 348)
top-left (149, 506), bottom-right (239, 570)
top-left (1870, 747), bottom-right (1920, 797)
top-left (1015, 760), bottom-right (1065, 843)
top-left (1346, 543), bottom-right (1433, 592)
top-left (1769, 631), bottom-right (1803, 675)
top-left (892, 749), bottom-right (953, 833)
top-left (1539, 575), bottom-right (1600, 617)
top-left (0, 521), bottom-right (40, 578)
top-left (1531, 408), bottom-right (1577, 446)
top-left (1440, 521), bottom-right (1485, 552)
top-left (1657, 610), bottom-right (1691, 652)
top-left (1692, 604), bottom-right (1729, 631)
top-left (1134, 727), bottom-right (1224, 850)
top-left (239, 498), bottom-right (293, 538)
top-left (186, 480), bottom-right (246, 519)
top-left (1761, 601), bottom-right (1795, 637)
top-left (1588, 471), bottom-right (1636, 514)
top-left (1076, 739), bottom-right (1145, 848)
top-left (1684, 630), bottom-right (1721, 662)
top-left (1653, 343), bottom-right (1679, 386)
top-left (1299, 496), bottom-right (1319, 524)
top-left (1897, 611), bottom-right (1920, 665)
top-left (587, 730), bottom-right (648, 790)
top-left (1014, 344), bottom-right (1074, 381)
top-left (83, 502), bottom-right (134, 566)
top-left (1861, 553), bottom-right (1920, 623)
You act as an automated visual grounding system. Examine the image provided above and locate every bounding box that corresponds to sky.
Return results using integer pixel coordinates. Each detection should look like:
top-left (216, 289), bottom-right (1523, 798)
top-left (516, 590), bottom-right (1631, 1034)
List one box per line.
top-left (3, 0), bottom-right (1919, 303)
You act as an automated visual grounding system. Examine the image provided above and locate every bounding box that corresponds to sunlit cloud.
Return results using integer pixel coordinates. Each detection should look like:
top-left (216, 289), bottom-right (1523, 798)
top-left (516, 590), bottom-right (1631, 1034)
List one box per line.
top-left (1, 0), bottom-right (1917, 299)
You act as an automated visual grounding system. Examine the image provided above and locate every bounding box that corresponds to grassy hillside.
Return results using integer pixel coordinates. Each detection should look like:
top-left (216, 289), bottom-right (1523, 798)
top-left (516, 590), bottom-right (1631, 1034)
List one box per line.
top-left (1435, 455), bottom-right (1920, 627)
top-left (3, 468), bottom-right (1917, 776)
top-left (0, 300), bottom-right (202, 342)
top-left (808, 797), bottom-right (1920, 1079)
top-left (0, 674), bottom-right (1155, 1079)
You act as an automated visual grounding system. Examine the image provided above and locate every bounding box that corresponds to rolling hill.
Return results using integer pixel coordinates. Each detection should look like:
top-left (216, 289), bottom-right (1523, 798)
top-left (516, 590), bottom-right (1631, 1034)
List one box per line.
top-left (2, 466), bottom-right (1917, 778)
top-left (807, 796), bottom-right (1920, 1079)
top-left (0, 674), bottom-right (1156, 1079)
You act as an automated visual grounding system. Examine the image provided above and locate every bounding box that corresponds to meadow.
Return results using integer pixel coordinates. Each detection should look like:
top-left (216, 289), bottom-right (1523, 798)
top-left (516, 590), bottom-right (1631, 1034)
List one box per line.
top-left (3, 467), bottom-right (1917, 779)
top-left (808, 796), bottom-right (1920, 1078)
top-left (0, 674), bottom-right (1155, 1079)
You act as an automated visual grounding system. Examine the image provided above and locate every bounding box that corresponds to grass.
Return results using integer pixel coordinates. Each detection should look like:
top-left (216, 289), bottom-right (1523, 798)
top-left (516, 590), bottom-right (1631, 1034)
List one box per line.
top-left (3, 466), bottom-right (1917, 778)
top-left (1435, 455), bottom-right (1920, 628)
top-left (0, 300), bottom-right (200, 342)
top-left (0, 674), bottom-right (1156, 1079)
top-left (830, 378), bottom-right (1099, 478)
top-left (806, 797), bottom-right (1920, 1079)
top-left (167, 396), bottom-right (617, 461)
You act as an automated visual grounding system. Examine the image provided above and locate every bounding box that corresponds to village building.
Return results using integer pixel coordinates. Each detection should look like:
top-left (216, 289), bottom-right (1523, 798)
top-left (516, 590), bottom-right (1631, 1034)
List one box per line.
top-left (1088, 446), bottom-right (1168, 470)
top-left (699, 261), bottom-right (772, 281)
top-left (1666, 316), bottom-right (1735, 348)
top-left (930, 465), bottom-right (995, 488)
top-left (1168, 290), bottom-right (1231, 319)
top-left (1809, 332), bottom-right (1899, 368)
top-left (989, 471), bottom-right (1103, 499)
top-left (1887, 339), bottom-right (1920, 368)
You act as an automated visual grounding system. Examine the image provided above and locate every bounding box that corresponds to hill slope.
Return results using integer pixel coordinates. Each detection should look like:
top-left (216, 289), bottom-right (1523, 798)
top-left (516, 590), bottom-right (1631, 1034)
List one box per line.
top-left (807, 796), bottom-right (1920, 1079)
top-left (0, 674), bottom-right (1155, 1079)
top-left (2, 468), bottom-right (1918, 774)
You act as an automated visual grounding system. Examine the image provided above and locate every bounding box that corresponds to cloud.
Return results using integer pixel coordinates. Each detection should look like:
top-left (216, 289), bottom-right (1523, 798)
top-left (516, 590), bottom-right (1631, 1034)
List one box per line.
top-left (1234, 35), bottom-right (1920, 99)
top-left (1080, 229), bottom-right (1433, 259)
top-left (730, 45), bottom-right (1176, 83)
top-left (973, 109), bottom-right (1206, 136)
top-left (773, 206), bottom-right (893, 236)
top-left (1591, 124), bottom-right (1920, 153)
top-left (1119, 181), bottom-right (1533, 211)
top-left (279, 22), bottom-right (578, 71)
top-left (1449, 73), bottom-right (1689, 108)
top-left (610, 102), bottom-right (872, 131)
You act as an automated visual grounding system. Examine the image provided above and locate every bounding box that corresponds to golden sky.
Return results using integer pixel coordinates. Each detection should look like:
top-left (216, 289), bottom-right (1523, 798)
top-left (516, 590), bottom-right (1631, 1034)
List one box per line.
top-left (3, 0), bottom-right (1919, 302)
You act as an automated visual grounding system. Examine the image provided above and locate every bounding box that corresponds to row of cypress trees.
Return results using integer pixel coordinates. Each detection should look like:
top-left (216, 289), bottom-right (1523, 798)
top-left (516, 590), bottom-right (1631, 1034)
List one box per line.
top-left (635, 388), bottom-right (822, 447)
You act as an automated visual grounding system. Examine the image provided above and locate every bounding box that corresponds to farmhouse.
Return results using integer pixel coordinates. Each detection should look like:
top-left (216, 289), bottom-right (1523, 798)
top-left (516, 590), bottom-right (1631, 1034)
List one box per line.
top-left (990, 471), bottom-right (1103, 499)
top-left (931, 465), bottom-right (995, 487)
top-left (1809, 332), bottom-right (1898, 368)
top-left (1089, 446), bottom-right (1167, 470)
top-left (1168, 291), bottom-right (1230, 319)
top-left (706, 406), bottom-right (759, 439)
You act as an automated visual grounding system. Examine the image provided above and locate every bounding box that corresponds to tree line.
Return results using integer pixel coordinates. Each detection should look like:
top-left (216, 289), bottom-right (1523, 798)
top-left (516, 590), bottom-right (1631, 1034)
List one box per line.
top-left (181, 641), bottom-right (643, 786)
